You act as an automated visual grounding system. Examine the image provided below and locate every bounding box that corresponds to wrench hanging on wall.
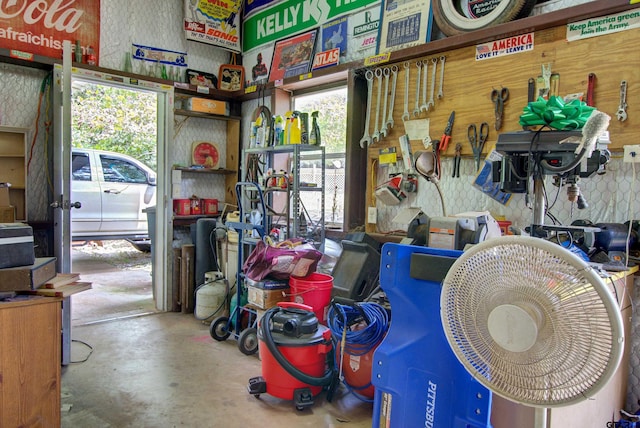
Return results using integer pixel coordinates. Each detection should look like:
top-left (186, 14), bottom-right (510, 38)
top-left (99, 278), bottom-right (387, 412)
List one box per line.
top-left (414, 61), bottom-right (423, 117)
top-left (381, 67), bottom-right (391, 137)
top-left (359, 70), bottom-right (374, 148)
top-left (373, 68), bottom-right (384, 143)
top-left (437, 56), bottom-right (446, 99)
top-left (420, 59), bottom-right (429, 112)
top-left (427, 57), bottom-right (437, 110)
top-left (402, 62), bottom-right (411, 122)
top-left (617, 80), bottom-right (628, 122)
top-left (387, 65), bottom-right (398, 130)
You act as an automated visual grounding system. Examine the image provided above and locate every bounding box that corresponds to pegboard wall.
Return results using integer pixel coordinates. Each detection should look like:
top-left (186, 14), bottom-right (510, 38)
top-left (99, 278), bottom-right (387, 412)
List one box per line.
top-left (366, 23), bottom-right (640, 233)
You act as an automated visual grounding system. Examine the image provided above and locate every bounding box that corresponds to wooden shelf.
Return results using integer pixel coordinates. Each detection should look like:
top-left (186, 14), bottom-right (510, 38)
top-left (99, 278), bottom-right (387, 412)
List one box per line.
top-left (0, 127), bottom-right (27, 221)
top-left (173, 109), bottom-right (240, 122)
top-left (173, 83), bottom-right (243, 102)
top-left (173, 166), bottom-right (236, 175)
top-left (173, 214), bottom-right (219, 226)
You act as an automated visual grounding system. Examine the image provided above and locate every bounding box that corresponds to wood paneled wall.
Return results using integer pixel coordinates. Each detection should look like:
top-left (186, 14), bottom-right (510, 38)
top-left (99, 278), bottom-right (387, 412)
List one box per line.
top-left (364, 24), bottom-right (640, 230)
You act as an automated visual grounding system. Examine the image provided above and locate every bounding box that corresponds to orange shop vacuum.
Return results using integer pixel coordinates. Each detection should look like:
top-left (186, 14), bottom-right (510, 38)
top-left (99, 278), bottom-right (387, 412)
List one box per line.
top-left (248, 302), bottom-right (337, 410)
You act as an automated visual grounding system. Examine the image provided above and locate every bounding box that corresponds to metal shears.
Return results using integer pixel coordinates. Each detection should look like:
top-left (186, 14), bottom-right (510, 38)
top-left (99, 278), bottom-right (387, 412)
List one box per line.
top-left (491, 87), bottom-right (509, 130)
top-left (438, 111), bottom-right (455, 152)
top-left (468, 122), bottom-right (489, 171)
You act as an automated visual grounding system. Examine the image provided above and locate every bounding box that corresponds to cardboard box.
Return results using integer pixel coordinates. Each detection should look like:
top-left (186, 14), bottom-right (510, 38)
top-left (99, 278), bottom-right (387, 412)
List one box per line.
top-left (0, 257), bottom-right (57, 291)
top-left (184, 97), bottom-right (229, 116)
top-left (0, 206), bottom-right (15, 223)
top-left (0, 186), bottom-right (9, 206)
top-left (0, 223), bottom-right (35, 268)
top-left (247, 284), bottom-right (289, 310)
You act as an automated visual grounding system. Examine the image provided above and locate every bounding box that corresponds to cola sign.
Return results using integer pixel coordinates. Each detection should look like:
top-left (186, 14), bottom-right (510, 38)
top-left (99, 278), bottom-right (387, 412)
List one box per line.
top-left (0, 0), bottom-right (100, 62)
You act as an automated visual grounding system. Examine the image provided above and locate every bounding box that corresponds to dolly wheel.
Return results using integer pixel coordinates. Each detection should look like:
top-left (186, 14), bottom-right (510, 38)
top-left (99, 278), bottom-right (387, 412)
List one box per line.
top-left (238, 327), bottom-right (259, 355)
top-left (210, 316), bottom-right (231, 341)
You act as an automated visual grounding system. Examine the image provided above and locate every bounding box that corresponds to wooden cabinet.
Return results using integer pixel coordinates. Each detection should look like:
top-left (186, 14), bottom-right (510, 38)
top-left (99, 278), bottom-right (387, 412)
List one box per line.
top-left (0, 297), bottom-right (61, 428)
top-left (0, 127), bottom-right (27, 221)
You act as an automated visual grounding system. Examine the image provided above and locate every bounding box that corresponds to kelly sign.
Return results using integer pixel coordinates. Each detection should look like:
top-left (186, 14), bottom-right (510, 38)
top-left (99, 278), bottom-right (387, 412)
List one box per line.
top-left (0, 0), bottom-right (101, 61)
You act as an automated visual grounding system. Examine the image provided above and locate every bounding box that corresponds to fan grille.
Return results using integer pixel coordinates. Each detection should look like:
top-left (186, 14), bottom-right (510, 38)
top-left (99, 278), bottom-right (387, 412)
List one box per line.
top-left (441, 236), bottom-right (624, 407)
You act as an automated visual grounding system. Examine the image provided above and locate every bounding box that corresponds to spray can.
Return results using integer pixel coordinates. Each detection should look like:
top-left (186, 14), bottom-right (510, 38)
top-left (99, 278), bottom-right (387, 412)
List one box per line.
top-left (310, 111), bottom-right (321, 146)
top-left (290, 111), bottom-right (301, 144)
top-left (284, 111), bottom-right (293, 145)
top-left (274, 115), bottom-right (284, 145)
top-left (255, 116), bottom-right (264, 147)
top-left (299, 112), bottom-right (309, 144)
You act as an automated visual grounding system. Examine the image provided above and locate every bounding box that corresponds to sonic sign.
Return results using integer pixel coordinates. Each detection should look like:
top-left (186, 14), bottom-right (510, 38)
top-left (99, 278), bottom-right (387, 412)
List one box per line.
top-left (0, 0), bottom-right (100, 61)
top-left (184, 0), bottom-right (242, 53)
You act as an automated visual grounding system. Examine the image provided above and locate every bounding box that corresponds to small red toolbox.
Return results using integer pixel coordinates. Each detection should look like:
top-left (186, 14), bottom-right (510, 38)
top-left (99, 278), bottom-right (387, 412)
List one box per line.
top-left (173, 199), bottom-right (190, 216)
top-left (202, 198), bottom-right (218, 215)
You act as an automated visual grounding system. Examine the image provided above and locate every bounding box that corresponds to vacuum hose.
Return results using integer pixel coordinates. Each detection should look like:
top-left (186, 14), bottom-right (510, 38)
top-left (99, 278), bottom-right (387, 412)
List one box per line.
top-left (261, 306), bottom-right (335, 387)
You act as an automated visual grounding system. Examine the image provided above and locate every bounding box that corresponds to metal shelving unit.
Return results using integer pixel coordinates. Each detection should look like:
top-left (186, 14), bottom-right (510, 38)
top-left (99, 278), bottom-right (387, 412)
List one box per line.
top-left (244, 144), bottom-right (325, 250)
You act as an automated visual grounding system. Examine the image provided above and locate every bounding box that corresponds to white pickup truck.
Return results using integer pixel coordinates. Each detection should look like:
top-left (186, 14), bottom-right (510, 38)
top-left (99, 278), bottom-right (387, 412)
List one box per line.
top-left (71, 149), bottom-right (156, 249)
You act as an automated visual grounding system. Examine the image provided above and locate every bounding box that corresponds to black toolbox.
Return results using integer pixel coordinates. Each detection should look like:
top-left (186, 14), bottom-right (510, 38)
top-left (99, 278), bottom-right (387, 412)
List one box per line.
top-left (0, 223), bottom-right (35, 269)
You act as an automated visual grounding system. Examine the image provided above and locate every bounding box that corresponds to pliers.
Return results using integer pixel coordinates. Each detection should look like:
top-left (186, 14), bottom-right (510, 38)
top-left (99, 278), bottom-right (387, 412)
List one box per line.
top-left (438, 111), bottom-right (455, 152)
top-left (452, 143), bottom-right (461, 178)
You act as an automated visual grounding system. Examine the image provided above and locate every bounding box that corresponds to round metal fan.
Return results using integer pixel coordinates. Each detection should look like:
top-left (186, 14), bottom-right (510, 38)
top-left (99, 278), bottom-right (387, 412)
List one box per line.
top-left (441, 235), bottom-right (624, 410)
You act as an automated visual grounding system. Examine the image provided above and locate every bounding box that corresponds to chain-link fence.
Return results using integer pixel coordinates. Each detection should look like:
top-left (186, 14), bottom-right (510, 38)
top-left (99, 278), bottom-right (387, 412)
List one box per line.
top-left (299, 166), bottom-right (345, 228)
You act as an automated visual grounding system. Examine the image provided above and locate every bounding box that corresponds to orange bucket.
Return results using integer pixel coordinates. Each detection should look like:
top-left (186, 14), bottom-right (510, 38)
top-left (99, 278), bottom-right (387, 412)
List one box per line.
top-left (289, 273), bottom-right (333, 324)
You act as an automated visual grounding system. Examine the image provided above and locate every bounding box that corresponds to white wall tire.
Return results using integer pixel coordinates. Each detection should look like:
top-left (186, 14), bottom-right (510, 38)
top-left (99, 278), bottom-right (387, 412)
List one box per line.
top-left (433, 0), bottom-right (537, 36)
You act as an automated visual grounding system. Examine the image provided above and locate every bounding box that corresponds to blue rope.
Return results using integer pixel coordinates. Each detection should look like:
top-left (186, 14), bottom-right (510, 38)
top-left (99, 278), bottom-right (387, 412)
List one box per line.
top-left (326, 302), bottom-right (390, 402)
top-left (326, 302), bottom-right (389, 355)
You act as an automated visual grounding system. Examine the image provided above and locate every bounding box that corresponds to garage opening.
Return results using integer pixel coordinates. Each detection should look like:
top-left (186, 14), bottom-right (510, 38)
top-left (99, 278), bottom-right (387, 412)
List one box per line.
top-left (69, 80), bottom-right (158, 326)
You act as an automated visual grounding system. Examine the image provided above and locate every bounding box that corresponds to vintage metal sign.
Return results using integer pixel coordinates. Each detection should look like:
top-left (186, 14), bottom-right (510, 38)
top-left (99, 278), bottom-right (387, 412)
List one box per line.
top-left (184, 0), bottom-right (242, 53)
top-left (0, 0), bottom-right (100, 62)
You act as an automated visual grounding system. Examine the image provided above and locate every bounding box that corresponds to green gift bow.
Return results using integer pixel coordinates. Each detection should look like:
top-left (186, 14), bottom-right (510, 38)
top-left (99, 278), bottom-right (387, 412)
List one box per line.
top-left (519, 96), bottom-right (596, 130)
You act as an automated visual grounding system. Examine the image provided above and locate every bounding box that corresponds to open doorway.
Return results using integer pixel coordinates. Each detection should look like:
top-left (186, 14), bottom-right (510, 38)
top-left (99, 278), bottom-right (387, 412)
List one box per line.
top-left (68, 79), bottom-right (158, 326)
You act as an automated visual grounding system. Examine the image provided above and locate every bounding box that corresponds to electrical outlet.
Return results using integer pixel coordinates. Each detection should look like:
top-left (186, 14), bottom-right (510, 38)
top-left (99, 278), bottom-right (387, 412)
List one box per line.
top-left (368, 206), bottom-right (377, 224)
top-left (623, 145), bottom-right (640, 163)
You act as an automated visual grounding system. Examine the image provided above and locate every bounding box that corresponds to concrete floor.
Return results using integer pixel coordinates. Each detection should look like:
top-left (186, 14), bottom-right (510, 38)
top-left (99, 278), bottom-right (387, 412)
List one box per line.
top-left (62, 248), bottom-right (373, 427)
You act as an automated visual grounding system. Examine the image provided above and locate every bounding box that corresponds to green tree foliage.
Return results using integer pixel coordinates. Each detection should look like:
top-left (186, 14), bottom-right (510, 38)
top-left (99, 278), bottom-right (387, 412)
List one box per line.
top-left (72, 83), bottom-right (157, 169)
top-left (294, 88), bottom-right (346, 154)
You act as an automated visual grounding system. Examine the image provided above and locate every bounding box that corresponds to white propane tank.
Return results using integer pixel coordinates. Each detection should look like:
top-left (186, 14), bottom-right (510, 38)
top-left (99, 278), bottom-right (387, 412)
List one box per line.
top-left (195, 271), bottom-right (228, 321)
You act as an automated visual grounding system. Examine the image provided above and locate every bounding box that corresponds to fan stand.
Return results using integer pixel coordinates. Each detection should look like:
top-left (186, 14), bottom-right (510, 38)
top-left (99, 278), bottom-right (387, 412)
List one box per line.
top-left (534, 408), bottom-right (549, 428)
top-left (489, 301), bottom-right (549, 428)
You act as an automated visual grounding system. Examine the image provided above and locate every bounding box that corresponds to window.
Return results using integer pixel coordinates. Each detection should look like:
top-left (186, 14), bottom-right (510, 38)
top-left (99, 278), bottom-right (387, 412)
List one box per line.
top-left (293, 86), bottom-right (347, 229)
top-left (100, 155), bottom-right (148, 184)
top-left (72, 153), bottom-right (91, 181)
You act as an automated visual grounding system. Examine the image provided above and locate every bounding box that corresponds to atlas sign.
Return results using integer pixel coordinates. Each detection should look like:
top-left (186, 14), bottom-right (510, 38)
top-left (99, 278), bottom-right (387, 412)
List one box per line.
top-left (312, 48), bottom-right (340, 70)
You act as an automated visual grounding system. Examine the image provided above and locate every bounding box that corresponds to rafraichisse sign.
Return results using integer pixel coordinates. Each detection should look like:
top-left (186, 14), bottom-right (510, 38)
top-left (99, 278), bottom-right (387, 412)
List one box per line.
top-left (0, 0), bottom-right (100, 62)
